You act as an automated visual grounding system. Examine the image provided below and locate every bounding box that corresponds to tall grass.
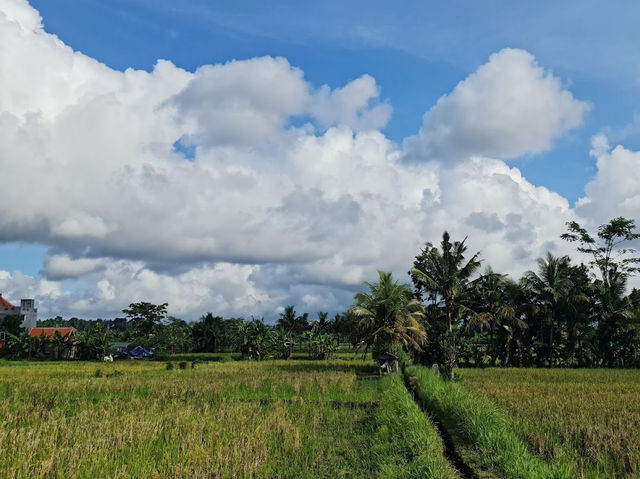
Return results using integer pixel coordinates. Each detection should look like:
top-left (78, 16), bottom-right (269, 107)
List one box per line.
top-left (373, 374), bottom-right (458, 478)
top-left (460, 368), bottom-right (640, 478)
top-left (168, 352), bottom-right (241, 362)
top-left (404, 365), bottom-right (574, 479)
top-left (0, 359), bottom-right (454, 478)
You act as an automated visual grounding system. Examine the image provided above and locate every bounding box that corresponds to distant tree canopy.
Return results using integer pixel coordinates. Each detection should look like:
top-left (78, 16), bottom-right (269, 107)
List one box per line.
top-left (122, 302), bottom-right (168, 337)
top-left (0, 314), bottom-right (24, 337)
top-left (2, 217), bottom-right (639, 369)
top-left (2, 302), bottom-right (346, 362)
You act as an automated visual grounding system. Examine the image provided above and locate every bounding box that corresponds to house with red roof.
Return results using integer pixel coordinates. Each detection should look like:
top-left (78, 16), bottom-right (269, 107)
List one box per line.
top-left (29, 327), bottom-right (76, 341)
top-left (28, 327), bottom-right (77, 359)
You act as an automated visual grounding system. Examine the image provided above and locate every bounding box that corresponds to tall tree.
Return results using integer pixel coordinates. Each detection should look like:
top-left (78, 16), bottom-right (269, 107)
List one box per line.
top-left (349, 271), bottom-right (426, 358)
top-left (122, 302), bottom-right (168, 338)
top-left (192, 313), bottom-right (224, 352)
top-left (277, 306), bottom-right (297, 332)
top-left (467, 271), bottom-right (527, 366)
top-left (411, 231), bottom-right (482, 379)
top-left (562, 217), bottom-right (640, 366)
top-left (562, 217), bottom-right (640, 287)
top-left (315, 312), bottom-right (329, 332)
top-left (523, 253), bottom-right (577, 365)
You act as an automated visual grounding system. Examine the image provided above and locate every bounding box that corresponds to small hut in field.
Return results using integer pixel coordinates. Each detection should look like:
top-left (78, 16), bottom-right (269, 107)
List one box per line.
top-left (376, 352), bottom-right (400, 375)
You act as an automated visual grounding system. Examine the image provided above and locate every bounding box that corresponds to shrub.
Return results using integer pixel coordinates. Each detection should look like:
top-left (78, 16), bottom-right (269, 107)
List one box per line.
top-left (152, 348), bottom-right (170, 361)
top-left (165, 362), bottom-right (174, 370)
top-left (178, 361), bottom-right (188, 370)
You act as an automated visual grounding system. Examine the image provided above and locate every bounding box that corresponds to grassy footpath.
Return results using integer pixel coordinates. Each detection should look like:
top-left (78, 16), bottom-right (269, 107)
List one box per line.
top-left (404, 364), bottom-right (574, 479)
top-left (0, 360), bottom-right (456, 478)
top-left (373, 374), bottom-right (458, 479)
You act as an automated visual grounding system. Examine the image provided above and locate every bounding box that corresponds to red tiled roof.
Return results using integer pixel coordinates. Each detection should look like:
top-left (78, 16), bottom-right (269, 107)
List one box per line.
top-left (0, 293), bottom-right (15, 309)
top-left (29, 327), bottom-right (76, 340)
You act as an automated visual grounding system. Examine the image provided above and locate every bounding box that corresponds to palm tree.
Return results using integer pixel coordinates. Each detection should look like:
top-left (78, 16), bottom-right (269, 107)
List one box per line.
top-left (468, 270), bottom-right (527, 366)
top-left (315, 312), bottom-right (329, 332)
top-left (411, 231), bottom-right (482, 379)
top-left (349, 271), bottom-right (426, 358)
top-left (523, 253), bottom-right (573, 365)
top-left (277, 306), bottom-right (297, 332)
top-left (595, 266), bottom-right (635, 366)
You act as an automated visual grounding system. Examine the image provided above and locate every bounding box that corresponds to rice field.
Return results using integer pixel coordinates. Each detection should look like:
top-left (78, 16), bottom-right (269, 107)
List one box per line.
top-left (459, 368), bottom-right (640, 478)
top-left (0, 359), bottom-right (455, 479)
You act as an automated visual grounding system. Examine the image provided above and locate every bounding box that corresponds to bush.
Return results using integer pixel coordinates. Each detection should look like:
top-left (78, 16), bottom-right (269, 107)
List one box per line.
top-left (152, 348), bottom-right (171, 362)
top-left (94, 368), bottom-right (103, 378)
top-left (178, 361), bottom-right (188, 370)
top-left (165, 362), bottom-right (174, 370)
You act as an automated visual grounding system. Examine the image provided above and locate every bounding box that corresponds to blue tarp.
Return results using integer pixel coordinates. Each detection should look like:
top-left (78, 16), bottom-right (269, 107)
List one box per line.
top-left (116, 344), bottom-right (154, 358)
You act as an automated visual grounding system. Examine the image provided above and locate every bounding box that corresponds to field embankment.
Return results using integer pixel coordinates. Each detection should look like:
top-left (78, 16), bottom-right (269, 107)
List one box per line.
top-left (403, 365), bottom-right (574, 479)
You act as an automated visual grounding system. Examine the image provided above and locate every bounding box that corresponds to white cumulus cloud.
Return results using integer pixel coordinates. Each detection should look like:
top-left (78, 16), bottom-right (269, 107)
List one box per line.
top-left (404, 48), bottom-right (590, 162)
top-left (575, 134), bottom-right (640, 226)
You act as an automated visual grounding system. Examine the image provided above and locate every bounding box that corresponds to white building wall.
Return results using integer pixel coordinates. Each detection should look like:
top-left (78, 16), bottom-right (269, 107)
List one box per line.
top-left (20, 299), bottom-right (38, 329)
top-left (0, 297), bottom-right (38, 330)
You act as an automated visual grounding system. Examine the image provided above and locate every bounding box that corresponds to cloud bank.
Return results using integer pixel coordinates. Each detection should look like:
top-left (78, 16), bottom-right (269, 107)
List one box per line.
top-left (1, 0), bottom-right (636, 320)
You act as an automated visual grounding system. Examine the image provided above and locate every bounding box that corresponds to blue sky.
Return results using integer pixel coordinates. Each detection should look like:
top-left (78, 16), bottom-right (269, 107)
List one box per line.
top-left (1, 0), bottom-right (639, 318)
top-left (27, 0), bottom-right (640, 199)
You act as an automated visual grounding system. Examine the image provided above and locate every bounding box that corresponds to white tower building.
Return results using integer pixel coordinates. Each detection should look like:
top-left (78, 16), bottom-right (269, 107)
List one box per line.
top-left (0, 294), bottom-right (38, 330)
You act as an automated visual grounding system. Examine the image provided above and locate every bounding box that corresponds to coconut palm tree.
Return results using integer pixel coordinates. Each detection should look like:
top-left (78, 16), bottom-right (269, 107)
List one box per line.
top-left (467, 270), bottom-right (527, 366)
top-left (523, 253), bottom-right (574, 365)
top-left (410, 231), bottom-right (482, 379)
top-left (349, 271), bottom-right (426, 358)
top-left (595, 266), bottom-right (635, 366)
top-left (277, 306), bottom-right (297, 332)
top-left (315, 312), bottom-right (329, 332)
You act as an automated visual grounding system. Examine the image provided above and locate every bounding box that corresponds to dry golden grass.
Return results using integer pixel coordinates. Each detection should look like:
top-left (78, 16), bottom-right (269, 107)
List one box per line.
top-left (459, 368), bottom-right (640, 478)
top-left (0, 359), bottom-right (454, 478)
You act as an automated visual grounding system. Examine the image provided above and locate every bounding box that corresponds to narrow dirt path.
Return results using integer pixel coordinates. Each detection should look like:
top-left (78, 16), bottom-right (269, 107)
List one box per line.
top-left (401, 369), bottom-right (478, 479)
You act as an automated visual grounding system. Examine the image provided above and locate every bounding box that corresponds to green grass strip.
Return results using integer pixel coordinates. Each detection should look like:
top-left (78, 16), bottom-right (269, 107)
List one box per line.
top-left (373, 374), bottom-right (459, 478)
top-left (404, 365), bottom-right (575, 479)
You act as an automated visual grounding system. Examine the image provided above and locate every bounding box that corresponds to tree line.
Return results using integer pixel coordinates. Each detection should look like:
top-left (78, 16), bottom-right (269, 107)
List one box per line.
top-left (1, 217), bottom-right (639, 372)
top-left (0, 302), bottom-right (354, 361)
top-left (351, 217), bottom-right (640, 379)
